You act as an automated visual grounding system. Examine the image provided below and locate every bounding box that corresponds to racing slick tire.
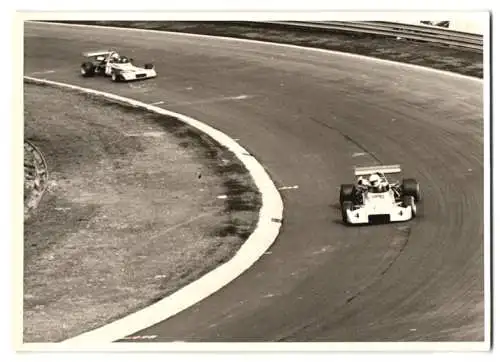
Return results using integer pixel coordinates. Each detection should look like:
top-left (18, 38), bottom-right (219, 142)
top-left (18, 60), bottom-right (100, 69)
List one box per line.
top-left (80, 62), bottom-right (95, 77)
top-left (95, 65), bottom-right (106, 75)
top-left (402, 195), bottom-right (417, 217)
top-left (341, 200), bottom-right (353, 224)
top-left (339, 184), bottom-right (354, 205)
top-left (111, 71), bottom-right (121, 82)
top-left (402, 178), bottom-right (421, 202)
top-left (144, 63), bottom-right (154, 69)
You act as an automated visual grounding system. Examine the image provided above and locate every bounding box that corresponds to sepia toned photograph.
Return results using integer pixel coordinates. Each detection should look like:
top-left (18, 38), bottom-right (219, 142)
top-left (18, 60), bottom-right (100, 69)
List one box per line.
top-left (15, 8), bottom-right (490, 352)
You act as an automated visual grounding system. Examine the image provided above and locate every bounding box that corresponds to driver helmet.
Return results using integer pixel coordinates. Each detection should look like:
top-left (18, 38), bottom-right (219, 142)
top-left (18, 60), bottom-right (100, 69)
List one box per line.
top-left (111, 52), bottom-right (120, 60)
top-left (368, 173), bottom-right (381, 188)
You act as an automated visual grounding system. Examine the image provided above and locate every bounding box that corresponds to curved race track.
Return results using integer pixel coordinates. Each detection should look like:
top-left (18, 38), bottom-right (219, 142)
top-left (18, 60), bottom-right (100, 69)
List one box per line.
top-left (24, 22), bottom-right (484, 342)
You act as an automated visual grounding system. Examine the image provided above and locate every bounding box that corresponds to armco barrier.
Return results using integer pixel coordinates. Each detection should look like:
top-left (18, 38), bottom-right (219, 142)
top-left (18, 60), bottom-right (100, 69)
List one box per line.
top-left (35, 20), bottom-right (484, 52)
top-left (262, 21), bottom-right (483, 51)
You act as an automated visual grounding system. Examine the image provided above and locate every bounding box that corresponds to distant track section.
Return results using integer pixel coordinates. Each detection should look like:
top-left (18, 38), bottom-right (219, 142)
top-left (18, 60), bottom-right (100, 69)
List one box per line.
top-left (262, 21), bottom-right (483, 51)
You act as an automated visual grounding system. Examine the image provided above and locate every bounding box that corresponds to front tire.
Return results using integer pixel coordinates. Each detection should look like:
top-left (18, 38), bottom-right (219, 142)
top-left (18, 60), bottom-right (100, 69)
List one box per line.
top-left (339, 184), bottom-right (354, 205)
top-left (80, 62), bottom-right (95, 77)
top-left (403, 195), bottom-right (416, 217)
top-left (111, 72), bottom-right (120, 82)
top-left (341, 200), bottom-right (353, 224)
top-left (95, 65), bottom-right (106, 75)
top-left (144, 63), bottom-right (154, 69)
top-left (402, 178), bottom-right (421, 202)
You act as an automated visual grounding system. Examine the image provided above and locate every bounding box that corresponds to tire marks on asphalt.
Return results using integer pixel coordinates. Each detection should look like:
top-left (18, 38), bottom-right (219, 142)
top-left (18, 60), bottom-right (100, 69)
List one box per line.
top-left (274, 224), bottom-right (413, 341)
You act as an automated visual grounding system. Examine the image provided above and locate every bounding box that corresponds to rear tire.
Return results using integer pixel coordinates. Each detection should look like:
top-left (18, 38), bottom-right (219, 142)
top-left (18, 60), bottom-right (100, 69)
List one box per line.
top-left (111, 72), bottom-right (120, 82)
top-left (341, 201), bottom-right (353, 224)
top-left (339, 184), bottom-right (354, 205)
top-left (80, 62), bottom-right (95, 77)
top-left (144, 63), bottom-right (154, 69)
top-left (403, 195), bottom-right (416, 217)
top-left (402, 178), bottom-right (421, 202)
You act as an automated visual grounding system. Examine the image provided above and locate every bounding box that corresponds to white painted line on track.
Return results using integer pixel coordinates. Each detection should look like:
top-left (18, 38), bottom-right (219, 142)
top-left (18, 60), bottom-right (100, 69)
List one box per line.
top-left (25, 21), bottom-right (483, 83)
top-left (163, 94), bottom-right (252, 107)
top-left (30, 70), bottom-right (55, 75)
top-left (278, 185), bottom-right (299, 190)
top-left (352, 152), bottom-right (367, 157)
top-left (150, 101), bottom-right (164, 106)
top-left (124, 131), bottom-right (165, 138)
top-left (121, 335), bottom-right (158, 341)
top-left (128, 83), bottom-right (147, 90)
top-left (23, 76), bottom-right (284, 347)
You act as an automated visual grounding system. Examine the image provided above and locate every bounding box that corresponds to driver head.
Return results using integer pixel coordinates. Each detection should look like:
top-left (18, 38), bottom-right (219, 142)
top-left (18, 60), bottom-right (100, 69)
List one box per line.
top-left (368, 173), bottom-right (381, 188)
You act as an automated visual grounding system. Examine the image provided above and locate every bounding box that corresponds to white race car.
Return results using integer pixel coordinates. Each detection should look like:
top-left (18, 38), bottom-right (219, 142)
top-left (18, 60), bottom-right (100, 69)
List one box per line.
top-left (80, 50), bottom-right (157, 82)
top-left (339, 165), bottom-right (421, 225)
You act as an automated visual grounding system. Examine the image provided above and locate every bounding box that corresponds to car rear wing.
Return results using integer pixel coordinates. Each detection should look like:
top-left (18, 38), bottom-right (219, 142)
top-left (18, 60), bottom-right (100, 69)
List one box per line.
top-left (82, 50), bottom-right (112, 57)
top-left (354, 164), bottom-right (402, 176)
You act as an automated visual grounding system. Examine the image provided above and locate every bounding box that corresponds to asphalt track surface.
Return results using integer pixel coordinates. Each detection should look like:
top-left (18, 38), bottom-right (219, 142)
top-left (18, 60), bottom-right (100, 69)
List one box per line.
top-left (24, 22), bottom-right (484, 342)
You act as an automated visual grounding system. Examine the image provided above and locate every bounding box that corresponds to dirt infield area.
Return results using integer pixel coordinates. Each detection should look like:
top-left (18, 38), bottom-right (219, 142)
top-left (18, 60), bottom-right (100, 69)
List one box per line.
top-left (23, 82), bottom-right (260, 342)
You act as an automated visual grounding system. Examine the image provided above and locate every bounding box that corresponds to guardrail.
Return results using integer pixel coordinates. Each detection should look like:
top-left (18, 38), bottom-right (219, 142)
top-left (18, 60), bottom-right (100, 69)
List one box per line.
top-left (263, 21), bottom-right (483, 51)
